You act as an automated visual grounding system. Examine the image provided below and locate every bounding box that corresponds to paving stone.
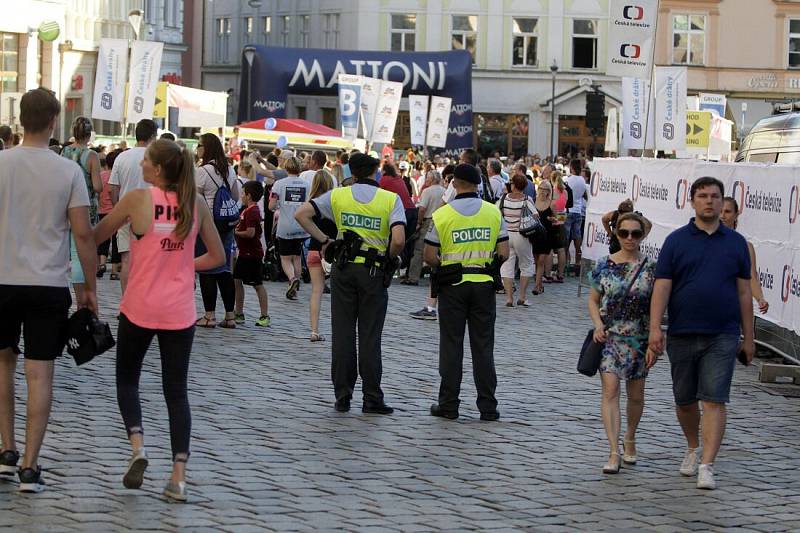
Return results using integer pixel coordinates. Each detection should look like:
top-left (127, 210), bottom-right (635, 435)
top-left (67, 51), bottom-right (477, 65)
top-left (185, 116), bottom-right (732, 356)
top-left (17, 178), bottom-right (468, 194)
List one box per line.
top-left (4, 276), bottom-right (797, 531)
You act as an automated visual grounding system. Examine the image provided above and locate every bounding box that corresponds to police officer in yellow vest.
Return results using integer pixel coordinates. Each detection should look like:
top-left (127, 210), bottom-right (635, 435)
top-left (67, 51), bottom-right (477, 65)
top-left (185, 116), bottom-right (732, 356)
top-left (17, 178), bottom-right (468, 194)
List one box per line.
top-left (423, 163), bottom-right (509, 421)
top-left (295, 153), bottom-right (406, 415)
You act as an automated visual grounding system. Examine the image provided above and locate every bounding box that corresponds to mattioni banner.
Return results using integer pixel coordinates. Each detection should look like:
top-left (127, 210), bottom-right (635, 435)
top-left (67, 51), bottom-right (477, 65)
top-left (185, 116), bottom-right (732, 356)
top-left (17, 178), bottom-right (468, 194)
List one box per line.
top-left (238, 46), bottom-right (473, 151)
top-left (584, 158), bottom-right (800, 336)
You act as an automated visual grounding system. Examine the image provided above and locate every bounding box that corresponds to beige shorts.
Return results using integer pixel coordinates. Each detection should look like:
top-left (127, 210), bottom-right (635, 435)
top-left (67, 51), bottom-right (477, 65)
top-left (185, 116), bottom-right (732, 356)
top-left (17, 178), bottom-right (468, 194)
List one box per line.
top-left (117, 223), bottom-right (131, 254)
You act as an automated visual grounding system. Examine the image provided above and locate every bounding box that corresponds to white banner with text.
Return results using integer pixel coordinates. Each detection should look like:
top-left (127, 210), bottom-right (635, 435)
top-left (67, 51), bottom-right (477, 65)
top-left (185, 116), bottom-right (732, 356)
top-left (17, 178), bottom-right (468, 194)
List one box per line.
top-left (584, 158), bottom-right (800, 335)
top-left (91, 39), bottom-right (129, 122)
top-left (126, 41), bottom-right (164, 125)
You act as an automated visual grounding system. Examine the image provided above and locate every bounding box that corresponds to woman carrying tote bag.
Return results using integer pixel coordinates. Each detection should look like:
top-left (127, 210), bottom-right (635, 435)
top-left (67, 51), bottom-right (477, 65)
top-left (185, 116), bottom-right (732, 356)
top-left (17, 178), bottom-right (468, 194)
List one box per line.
top-left (586, 213), bottom-right (655, 475)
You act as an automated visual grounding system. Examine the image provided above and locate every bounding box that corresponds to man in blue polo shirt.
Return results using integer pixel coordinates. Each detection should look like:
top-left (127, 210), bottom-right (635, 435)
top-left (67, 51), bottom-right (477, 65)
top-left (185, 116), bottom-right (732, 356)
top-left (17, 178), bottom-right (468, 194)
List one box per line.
top-left (647, 176), bottom-right (754, 491)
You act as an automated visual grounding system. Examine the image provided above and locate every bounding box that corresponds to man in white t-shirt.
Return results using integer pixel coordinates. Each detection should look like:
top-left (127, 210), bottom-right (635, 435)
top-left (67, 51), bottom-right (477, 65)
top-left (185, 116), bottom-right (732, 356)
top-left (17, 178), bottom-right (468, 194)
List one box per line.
top-left (0, 88), bottom-right (97, 493)
top-left (268, 155), bottom-right (310, 299)
top-left (107, 119), bottom-right (158, 293)
top-left (299, 150), bottom-right (327, 187)
top-left (564, 159), bottom-right (588, 273)
top-left (487, 159), bottom-right (506, 200)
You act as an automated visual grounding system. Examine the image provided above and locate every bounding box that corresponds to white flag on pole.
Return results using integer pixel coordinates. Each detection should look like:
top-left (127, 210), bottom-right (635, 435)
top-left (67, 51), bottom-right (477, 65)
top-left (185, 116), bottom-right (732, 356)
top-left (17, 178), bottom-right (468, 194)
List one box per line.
top-left (408, 95), bottom-right (429, 146)
top-left (604, 107), bottom-right (619, 153)
top-left (167, 84), bottom-right (228, 128)
top-left (359, 77), bottom-right (381, 141)
top-left (621, 77), bottom-right (655, 151)
top-left (426, 96), bottom-right (452, 148)
top-left (337, 74), bottom-right (362, 142)
top-left (126, 41), bottom-right (164, 124)
top-left (655, 67), bottom-right (688, 152)
top-left (91, 39), bottom-right (129, 122)
top-left (606, 0), bottom-right (659, 78)
top-left (370, 80), bottom-right (403, 145)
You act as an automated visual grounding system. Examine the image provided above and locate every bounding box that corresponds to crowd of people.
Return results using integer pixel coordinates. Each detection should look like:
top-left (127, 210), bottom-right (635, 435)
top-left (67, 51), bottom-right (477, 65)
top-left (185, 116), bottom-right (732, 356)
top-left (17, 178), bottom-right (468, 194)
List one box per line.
top-left (0, 87), bottom-right (766, 501)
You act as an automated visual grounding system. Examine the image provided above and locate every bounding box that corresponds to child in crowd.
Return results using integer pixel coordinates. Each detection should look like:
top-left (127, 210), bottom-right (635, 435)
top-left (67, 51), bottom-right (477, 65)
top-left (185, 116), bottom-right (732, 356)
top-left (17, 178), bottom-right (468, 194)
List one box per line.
top-left (234, 181), bottom-right (270, 326)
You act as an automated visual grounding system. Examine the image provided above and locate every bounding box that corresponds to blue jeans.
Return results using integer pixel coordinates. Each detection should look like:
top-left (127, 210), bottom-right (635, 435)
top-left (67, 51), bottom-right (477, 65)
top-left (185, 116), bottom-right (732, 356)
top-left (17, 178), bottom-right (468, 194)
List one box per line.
top-left (563, 212), bottom-right (583, 242)
top-left (666, 333), bottom-right (740, 405)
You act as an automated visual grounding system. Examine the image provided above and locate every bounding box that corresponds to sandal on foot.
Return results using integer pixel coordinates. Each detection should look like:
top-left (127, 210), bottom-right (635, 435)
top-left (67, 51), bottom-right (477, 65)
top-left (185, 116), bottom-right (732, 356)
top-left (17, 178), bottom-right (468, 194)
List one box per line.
top-left (218, 319), bottom-right (237, 329)
top-left (310, 332), bottom-right (326, 342)
top-left (623, 439), bottom-right (637, 465)
top-left (603, 452), bottom-right (621, 474)
top-left (196, 317), bottom-right (216, 328)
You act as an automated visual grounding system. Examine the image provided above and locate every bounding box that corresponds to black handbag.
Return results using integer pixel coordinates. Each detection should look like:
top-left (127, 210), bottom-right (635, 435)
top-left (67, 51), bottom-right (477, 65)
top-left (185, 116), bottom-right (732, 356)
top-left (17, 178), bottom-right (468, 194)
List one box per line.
top-left (577, 259), bottom-right (647, 377)
top-left (66, 308), bottom-right (116, 366)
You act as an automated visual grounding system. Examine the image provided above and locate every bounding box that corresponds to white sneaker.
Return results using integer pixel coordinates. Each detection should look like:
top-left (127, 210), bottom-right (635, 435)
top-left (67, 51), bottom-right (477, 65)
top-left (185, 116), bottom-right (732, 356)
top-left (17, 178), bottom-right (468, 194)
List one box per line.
top-left (697, 463), bottom-right (716, 490)
top-left (680, 448), bottom-right (698, 476)
top-left (123, 447), bottom-right (149, 489)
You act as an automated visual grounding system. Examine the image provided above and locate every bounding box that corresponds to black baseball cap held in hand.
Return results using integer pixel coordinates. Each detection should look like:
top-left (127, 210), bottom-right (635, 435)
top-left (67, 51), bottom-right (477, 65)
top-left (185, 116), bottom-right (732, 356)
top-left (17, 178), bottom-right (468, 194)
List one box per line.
top-left (66, 308), bottom-right (116, 366)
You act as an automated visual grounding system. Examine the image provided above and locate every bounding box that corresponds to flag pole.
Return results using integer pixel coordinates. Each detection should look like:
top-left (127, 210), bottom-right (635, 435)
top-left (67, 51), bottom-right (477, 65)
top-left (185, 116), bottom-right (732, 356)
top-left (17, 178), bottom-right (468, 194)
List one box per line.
top-left (641, 0), bottom-right (661, 158)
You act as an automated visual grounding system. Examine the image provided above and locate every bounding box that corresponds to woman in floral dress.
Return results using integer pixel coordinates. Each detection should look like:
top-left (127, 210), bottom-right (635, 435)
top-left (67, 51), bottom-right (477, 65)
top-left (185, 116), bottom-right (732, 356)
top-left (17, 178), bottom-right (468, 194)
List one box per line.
top-left (588, 213), bottom-right (656, 474)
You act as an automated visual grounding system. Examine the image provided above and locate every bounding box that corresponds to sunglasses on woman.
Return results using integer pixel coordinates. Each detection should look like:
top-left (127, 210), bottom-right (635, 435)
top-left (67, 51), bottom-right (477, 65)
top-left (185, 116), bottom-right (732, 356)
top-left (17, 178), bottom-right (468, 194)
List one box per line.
top-left (617, 229), bottom-right (644, 239)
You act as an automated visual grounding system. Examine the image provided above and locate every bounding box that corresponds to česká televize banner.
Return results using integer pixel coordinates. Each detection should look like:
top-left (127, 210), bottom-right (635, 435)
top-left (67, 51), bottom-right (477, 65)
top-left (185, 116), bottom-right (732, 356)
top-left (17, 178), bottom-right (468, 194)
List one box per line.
top-left (126, 41), bottom-right (164, 124)
top-left (621, 77), bottom-right (655, 151)
top-left (91, 39), bottom-right (128, 122)
top-left (238, 46), bottom-right (473, 151)
top-left (408, 94), bottom-right (429, 146)
top-left (371, 80), bottom-right (403, 145)
top-left (337, 74), bottom-right (362, 142)
top-left (606, 0), bottom-right (659, 78)
top-left (584, 158), bottom-right (800, 336)
top-left (359, 77), bottom-right (381, 141)
top-left (426, 96), bottom-right (452, 148)
top-left (654, 67), bottom-right (687, 152)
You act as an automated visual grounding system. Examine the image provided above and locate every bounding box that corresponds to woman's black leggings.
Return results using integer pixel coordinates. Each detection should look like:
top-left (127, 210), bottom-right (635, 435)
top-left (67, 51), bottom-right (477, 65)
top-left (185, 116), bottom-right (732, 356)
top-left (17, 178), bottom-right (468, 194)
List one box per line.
top-left (198, 272), bottom-right (235, 313)
top-left (116, 314), bottom-right (194, 461)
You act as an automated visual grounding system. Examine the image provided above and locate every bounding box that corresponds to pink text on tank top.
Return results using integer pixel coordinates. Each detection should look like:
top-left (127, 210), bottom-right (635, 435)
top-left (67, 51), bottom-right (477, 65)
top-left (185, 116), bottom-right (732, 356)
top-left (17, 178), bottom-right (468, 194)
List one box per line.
top-left (120, 187), bottom-right (198, 330)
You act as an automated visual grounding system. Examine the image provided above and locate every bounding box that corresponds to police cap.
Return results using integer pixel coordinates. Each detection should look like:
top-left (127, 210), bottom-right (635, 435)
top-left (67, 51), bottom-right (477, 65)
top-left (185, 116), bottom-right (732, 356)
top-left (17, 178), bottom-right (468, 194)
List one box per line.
top-left (453, 163), bottom-right (481, 184)
top-left (349, 152), bottom-right (380, 179)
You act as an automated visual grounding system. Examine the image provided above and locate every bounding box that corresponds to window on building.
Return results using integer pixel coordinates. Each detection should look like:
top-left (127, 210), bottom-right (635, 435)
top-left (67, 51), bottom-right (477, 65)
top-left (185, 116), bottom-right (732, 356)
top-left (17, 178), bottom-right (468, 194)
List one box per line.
top-left (390, 14), bottom-right (416, 52)
top-left (300, 15), bottom-right (310, 47)
top-left (144, 0), bottom-right (155, 23)
top-left (451, 15), bottom-right (478, 64)
top-left (572, 19), bottom-right (598, 69)
top-left (243, 16), bottom-right (254, 46)
top-left (789, 19), bottom-right (800, 68)
top-left (215, 18), bottom-right (231, 63)
top-left (0, 33), bottom-right (18, 92)
top-left (262, 16), bottom-right (271, 45)
top-left (321, 107), bottom-right (337, 129)
top-left (672, 14), bottom-right (705, 65)
top-left (512, 18), bottom-right (538, 67)
top-left (164, 0), bottom-right (179, 28)
top-left (474, 114), bottom-right (529, 159)
top-left (295, 106), bottom-right (307, 120)
top-left (281, 15), bottom-right (291, 47)
top-left (323, 13), bottom-right (340, 48)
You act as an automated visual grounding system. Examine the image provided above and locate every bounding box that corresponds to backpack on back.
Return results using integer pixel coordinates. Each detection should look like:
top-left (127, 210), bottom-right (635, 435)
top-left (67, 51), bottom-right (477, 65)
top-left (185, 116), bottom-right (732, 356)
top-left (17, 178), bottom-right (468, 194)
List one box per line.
top-left (202, 164), bottom-right (240, 233)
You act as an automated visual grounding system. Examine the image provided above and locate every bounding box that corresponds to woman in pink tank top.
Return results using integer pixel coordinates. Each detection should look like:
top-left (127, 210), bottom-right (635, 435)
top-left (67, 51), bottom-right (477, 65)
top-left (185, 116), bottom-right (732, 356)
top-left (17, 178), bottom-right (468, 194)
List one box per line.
top-left (94, 139), bottom-right (224, 502)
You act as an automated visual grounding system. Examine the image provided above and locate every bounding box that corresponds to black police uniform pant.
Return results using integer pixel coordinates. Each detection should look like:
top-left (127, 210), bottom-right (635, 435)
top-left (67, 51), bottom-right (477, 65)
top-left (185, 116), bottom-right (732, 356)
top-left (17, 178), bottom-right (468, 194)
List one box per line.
top-left (437, 281), bottom-right (498, 414)
top-left (330, 263), bottom-right (388, 405)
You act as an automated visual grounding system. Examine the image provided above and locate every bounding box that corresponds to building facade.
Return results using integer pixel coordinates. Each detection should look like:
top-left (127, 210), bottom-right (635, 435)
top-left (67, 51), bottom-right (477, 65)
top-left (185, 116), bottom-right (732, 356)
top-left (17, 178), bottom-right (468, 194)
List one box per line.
top-left (0, 0), bottom-right (187, 140)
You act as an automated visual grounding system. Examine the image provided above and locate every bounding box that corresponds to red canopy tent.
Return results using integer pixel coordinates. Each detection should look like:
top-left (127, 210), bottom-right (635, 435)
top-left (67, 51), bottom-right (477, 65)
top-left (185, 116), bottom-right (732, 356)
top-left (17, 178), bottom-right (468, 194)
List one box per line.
top-left (236, 118), bottom-right (342, 137)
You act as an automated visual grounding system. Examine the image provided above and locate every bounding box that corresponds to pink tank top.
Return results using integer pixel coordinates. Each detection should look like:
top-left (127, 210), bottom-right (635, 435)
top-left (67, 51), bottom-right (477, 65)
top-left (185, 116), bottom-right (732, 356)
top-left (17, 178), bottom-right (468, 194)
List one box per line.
top-left (120, 187), bottom-right (198, 330)
top-left (553, 189), bottom-right (568, 213)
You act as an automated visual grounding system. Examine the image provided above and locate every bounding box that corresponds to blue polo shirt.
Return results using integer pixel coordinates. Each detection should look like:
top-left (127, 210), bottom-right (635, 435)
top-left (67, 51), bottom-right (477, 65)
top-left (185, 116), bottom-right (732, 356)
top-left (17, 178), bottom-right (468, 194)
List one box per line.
top-left (655, 218), bottom-right (750, 335)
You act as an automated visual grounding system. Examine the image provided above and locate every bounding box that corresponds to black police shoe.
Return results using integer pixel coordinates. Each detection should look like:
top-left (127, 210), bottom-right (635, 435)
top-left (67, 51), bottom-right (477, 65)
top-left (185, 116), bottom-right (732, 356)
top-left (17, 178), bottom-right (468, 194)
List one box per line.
top-left (430, 404), bottom-right (459, 420)
top-left (334, 397), bottom-right (351, 412)
top-left (362, 403), bottom-right (394, 415)
top-left (480, 411), bottom-right (500, 421)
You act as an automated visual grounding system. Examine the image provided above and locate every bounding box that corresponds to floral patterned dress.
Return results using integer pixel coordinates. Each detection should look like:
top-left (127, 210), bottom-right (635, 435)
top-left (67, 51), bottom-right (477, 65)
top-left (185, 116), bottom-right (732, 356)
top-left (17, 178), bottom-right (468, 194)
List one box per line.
top-left (588, 256), bottom-right (656, 380)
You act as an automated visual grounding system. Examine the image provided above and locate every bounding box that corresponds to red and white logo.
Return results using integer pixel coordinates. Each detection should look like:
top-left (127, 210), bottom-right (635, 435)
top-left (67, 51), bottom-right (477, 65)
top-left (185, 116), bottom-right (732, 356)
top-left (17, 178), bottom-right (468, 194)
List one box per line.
top-left (620, 44), bottom-right (642, 59)
top-left (623, 5), bottom-right (645, 20)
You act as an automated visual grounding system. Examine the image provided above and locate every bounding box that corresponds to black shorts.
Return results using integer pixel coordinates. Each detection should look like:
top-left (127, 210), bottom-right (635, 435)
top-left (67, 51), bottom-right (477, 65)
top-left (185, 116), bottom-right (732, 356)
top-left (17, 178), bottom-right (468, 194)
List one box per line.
top-left (0, 285), bottom-right (72, 360)
top-left (277, 237), bottom-right (304, 256)
top-left (233, 257), bottom-right (264, 286)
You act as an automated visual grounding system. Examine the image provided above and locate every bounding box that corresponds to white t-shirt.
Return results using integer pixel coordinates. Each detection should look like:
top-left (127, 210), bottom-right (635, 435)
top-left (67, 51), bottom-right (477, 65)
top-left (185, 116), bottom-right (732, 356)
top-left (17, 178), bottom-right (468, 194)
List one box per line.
top-left (270, 175), bottom-right (310, 239)
top-left (0, 146), bottom-right (90, 286)
top-left (108, 146), bottom-right (147, 199)
top-left (565, 173), bottom-right (587, 214)
top-left (299, 169), bottom-right (316, 188)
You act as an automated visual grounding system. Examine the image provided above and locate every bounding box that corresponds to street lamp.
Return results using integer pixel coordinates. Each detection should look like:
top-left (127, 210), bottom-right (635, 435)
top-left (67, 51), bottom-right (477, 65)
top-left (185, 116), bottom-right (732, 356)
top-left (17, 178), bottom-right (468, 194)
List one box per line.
top-left (243, 46), bottom-right (257, 121)
top-left (550, 61), bottom-right (559, 162)
top-left (128, 9), bottom-right (143, 40)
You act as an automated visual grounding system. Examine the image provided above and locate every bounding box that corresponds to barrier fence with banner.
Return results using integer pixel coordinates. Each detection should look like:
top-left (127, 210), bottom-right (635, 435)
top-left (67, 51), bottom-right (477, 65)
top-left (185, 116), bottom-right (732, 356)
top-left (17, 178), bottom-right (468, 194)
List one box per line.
top-left (583, 158), bottom-right (800, 340)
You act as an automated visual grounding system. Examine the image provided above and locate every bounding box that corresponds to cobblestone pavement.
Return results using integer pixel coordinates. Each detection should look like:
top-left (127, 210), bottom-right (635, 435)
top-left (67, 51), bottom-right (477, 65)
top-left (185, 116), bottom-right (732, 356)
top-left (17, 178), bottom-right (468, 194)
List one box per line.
top-left (2, 275), bottom-right (799, 532)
